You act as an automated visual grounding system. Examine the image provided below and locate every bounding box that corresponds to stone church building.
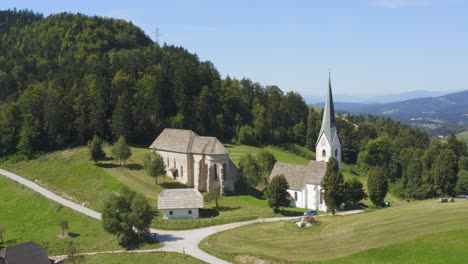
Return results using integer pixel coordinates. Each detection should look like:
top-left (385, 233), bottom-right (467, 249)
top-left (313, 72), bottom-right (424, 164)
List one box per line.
top-left (270, 75), bottom-right (341, 211)
top-left (149, 129), bottom-right (238, 194)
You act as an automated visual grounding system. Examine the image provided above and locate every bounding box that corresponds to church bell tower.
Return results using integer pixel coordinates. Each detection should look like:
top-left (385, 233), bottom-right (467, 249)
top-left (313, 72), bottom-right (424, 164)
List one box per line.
top-left (315, 73), bottom-right (341, 168)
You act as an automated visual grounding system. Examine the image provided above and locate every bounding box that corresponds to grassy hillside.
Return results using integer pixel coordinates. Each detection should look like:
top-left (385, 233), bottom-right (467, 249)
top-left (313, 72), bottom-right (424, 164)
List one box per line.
top-left (0, 177), bottom-right (160, 255)
top-left (200, 199), bottom-right (468, 263)
top-left (0, 144), bottom-right (311, 230)
top-left (78, 252), bottom-right (205, 264)
top-left (226, 144), bottom-right (311, 166)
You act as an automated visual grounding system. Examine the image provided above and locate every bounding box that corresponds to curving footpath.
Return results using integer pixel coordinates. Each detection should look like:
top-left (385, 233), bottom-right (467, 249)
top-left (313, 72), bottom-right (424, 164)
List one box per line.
top-left (0, 169), bottom-right (363, 264)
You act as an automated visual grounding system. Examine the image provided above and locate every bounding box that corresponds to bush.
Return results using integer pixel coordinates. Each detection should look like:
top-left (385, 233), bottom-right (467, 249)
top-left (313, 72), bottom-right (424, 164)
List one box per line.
top-left (236, 125), bottom-right (257, 146)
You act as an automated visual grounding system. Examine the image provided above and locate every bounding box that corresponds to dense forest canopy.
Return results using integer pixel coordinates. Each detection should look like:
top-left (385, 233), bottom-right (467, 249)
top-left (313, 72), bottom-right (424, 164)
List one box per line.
top-left (0, 9), bottom-right (309, 157)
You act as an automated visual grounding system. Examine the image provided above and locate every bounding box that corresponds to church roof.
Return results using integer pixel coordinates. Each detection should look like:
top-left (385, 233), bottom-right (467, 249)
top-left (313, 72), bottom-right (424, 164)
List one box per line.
top-left (0, 241), bottom-right (51, 264)
top-left (158, 188), bottom-right (204, 209)
top-left (269, 160), bottom-right (327, 190)
top-left (316, 74), bottom-right (338, 146)
top-left (149, 128), bottom-right (228, 155)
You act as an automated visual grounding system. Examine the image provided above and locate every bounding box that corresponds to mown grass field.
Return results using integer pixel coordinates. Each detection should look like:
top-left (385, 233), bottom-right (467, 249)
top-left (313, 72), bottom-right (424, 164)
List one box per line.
top-left (0, 144), bottom-right (312, 230)
top-left (76, 252), bottom-right (205, 264)
top-left (200, 199), bottom-right (468, 263)
top-left (0, 177), bottom-right (161, 255)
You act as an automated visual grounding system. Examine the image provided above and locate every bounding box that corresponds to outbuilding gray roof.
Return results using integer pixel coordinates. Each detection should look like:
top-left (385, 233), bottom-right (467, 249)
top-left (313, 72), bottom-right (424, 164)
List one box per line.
top-left (149, 128), bottom-right (228, 155)
top-left (269, 160), bottom-right (327, 190)
top-left (158, 188), bottom-right (204, 209)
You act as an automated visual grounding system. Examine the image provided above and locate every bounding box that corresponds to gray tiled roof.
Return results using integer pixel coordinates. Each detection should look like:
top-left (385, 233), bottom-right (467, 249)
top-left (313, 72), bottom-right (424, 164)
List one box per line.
top-left (158, 188), bottom-right (204, 209)
top-left (149, 128), bottom-right (228, 155)
top-left (269, 160), bottom-right (327, 190)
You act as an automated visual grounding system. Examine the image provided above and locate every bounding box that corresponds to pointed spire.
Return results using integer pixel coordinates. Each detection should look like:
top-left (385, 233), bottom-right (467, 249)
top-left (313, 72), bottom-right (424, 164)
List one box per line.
top-left (316, 73), bottom-right (337, 146)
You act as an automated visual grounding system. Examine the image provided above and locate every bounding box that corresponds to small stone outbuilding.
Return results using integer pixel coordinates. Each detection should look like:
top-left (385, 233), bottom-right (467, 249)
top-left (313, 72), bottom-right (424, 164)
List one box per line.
top-left (158, 188), bottom-right (204, 219)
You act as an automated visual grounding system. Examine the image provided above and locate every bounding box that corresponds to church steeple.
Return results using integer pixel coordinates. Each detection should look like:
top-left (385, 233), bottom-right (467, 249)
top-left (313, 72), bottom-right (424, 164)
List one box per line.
top-left (316, 72), bottom-right (337, 147)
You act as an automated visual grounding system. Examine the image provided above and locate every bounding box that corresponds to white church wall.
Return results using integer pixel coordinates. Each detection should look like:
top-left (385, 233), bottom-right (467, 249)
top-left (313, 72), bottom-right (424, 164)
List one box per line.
top-left (287, 189), bottom-right (304, 208)
top-left (156, 150), bottom-right (190, 185)
top-left (305, 184), bottom-right (319, 210)
top-left (316, 134), bottom-right (332, 163)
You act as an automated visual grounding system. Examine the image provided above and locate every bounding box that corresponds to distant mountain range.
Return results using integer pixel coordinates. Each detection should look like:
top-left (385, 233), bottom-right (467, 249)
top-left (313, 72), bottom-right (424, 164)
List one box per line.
top-left (305, 89), bottom-right (463, 104)
top-left (314, 90), bottom-right (468, 128)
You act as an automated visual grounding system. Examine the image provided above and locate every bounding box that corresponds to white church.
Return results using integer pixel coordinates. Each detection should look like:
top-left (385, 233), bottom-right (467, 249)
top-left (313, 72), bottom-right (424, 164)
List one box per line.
top-left (270, 75), bottom-right (341, 211)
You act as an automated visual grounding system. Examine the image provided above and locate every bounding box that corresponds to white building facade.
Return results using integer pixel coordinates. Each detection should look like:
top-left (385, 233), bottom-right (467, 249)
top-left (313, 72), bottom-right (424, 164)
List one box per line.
top-left (158, 189), bottom-right (204, 219)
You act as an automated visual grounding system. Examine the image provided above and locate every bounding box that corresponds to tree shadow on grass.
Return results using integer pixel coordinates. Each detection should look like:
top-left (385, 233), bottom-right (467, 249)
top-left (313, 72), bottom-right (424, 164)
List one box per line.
top-left (218, 206), bottom-right (241, 212)
top-left (96, 163), bottom-right (119, 168)
top-left (278, 209), bottom-right (304, 217)
top-left (159, 181), bottom-right (187, 189)
top-left (248, 187), bottom-right (266, 200)
top-left (199, 208), bottom-right (220, 218)
top-left (68, 232), bottom-right (80, 238)
top-left (125, 163), bottom-right (143, 170)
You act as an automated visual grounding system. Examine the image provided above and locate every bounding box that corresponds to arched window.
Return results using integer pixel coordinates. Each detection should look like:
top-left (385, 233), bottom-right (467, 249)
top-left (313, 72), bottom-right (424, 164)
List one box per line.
top-left (173, 159), bottom-right (176, 168)
top-left (294, 192), bottom-right (298, 201)
top-left (335, 149), bottom-right (338, 157)
top-left (222, 163), bottom-right (227, 181)
top-left (322, 149), bottom-right (326, 157)
top-left (213, 164), bottom-right (218, 180)
top-left (167, 157), bottom-right (169, 167)
top-left (181, 166), bottom-right (184, 177)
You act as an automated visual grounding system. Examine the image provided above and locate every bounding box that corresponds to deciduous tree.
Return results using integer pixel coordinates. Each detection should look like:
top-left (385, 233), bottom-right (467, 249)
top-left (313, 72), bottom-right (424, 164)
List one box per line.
top-left (144, 151), bottom-right (166, 184)
top-left (112, 136), bottom-right (132, 166)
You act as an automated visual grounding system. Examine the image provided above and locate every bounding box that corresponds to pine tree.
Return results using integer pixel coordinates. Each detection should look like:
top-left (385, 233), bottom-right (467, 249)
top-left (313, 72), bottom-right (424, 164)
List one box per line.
top-left (322, 157), bottom-right (344, 214)
top-left (306, 108), bottom-right (319, 149)
top-left (112, 136), bottom-right (132, 166)
top-left (88, 135), bottom-right (106, 164)
top-left (267, 175), bottom-right (290, 212)
top-left (367, 166), bottom-right (388, 206)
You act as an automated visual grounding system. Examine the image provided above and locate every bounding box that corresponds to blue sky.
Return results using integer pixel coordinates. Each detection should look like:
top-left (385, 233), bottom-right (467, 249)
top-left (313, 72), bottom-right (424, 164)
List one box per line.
top-left (1, 0), bottom-right (467, 98)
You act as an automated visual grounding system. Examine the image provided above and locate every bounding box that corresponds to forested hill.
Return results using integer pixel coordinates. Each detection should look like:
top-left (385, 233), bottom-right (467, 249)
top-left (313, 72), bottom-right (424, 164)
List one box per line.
top-left (0, 9), bottom-right (312, 157)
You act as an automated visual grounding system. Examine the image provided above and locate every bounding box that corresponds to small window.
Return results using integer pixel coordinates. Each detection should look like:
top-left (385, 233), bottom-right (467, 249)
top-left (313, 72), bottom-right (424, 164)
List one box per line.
top-left (167, 157), bottom-right (169, 167)
top-left (294, 192), bottom-right (298, 201)
top-left (188, 210), bottom-right (192, 214)
top-left (169, 211), bottom-right (173, 215)
top-left (173, 159), bottom-right (176, 168)
top-left (322, 149), bottom-right (326, 157)
top-left (335, 149), bottom-right (338, 157)
top-left (213, 164), bottom-right (218, 180)
top-left (181, 166), bottom-right (184, 177)
top-left (320, 190), bottom-right (324, 204)
top-left (222, 163), bottom-right (227, 181)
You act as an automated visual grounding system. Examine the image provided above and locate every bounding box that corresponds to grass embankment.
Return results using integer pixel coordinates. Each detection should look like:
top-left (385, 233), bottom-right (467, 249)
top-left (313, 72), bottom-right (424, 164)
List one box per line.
top-left (0, 144), bottom-right (311, 230)
top-left (0, 177), bottom-right (161, 255)
top-left (200, 199), bottom-right (468, 263)
top-left (226, 144), bottom-right (311, 166)
top-left (77, 252), bottom-right (205, 264)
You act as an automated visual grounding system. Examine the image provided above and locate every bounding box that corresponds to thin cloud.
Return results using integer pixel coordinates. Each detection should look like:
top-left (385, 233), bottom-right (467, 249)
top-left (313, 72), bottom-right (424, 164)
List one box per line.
top-left (372, 0), bottom-right (465, 8)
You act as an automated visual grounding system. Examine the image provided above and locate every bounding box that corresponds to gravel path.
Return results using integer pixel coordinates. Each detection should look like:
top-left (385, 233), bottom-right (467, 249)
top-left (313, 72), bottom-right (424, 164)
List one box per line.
top-left (0, 168), bottom-right (363, 264)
